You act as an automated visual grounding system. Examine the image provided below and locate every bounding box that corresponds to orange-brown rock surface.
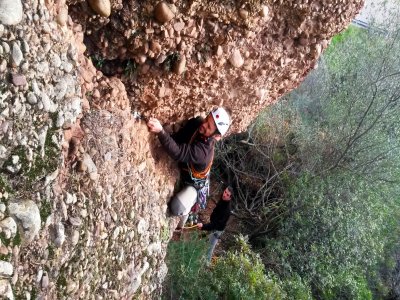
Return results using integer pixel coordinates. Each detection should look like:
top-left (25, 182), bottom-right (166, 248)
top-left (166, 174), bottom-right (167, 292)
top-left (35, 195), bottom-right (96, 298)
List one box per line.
top-left (68, 0), bottom-right (364, 132)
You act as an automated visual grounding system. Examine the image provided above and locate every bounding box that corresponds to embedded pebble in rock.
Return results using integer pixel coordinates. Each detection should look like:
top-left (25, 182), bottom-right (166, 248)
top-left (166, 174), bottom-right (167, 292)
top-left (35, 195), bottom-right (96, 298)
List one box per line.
top-left (88, 0), bottom-right (111, 17)
top-left (50, 53), bottom-right (61, 68)
top-left (174, 55), bottom-right (186, 75)
top-left (11, 74), bottom-right (27, 86)
top-left (229, 49), bottom-right (244, 68)
top-left (0, 59), bottom-right (6, 72)
top-left (11, 43), bottom-right (23, 67)
top-left (8, 200), bottom-right (41, 243)
top-left (41, 272), bottom-right (49, 289)
top-left (53, 222), bottom-right (65, 247)
top-left (0, 261), bottom-right (13, 277)
top-left (0, 279), bottom-right (13, 299)
top-left (261, 5), bottom-right (270, 18)
top-left (0, 217), bottom-right (17, 239)
top-left (154, 2), bottom-right (174, 24)
top-left (1, 42), bottom-right (9, 53)
top-left (0, 0), bottom-right (23, 25)
top-left (21, 40), bottom-right (29, 53)
top-left (27, 92), bottom-right (37, 104)
top-left (56, 7), bottom-right (68, 26)
top-left (71, 229), bottom-right (80, 246)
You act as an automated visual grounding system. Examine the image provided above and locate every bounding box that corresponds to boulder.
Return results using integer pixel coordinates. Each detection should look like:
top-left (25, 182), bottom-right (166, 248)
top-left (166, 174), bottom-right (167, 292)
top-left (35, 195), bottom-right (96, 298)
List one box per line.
top-left (8, 200), bottom-right (41, 244)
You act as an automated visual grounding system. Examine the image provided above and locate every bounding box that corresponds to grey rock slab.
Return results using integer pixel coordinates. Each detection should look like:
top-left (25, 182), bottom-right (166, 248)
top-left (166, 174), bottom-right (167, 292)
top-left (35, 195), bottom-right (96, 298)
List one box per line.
top-left (8, 200), bottom-right (41, 243)
top-left (0, 0), bottom-right (23, 25)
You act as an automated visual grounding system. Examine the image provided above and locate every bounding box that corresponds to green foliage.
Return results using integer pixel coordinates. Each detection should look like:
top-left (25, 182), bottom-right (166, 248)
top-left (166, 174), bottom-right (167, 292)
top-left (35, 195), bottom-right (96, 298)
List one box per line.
top-left (163, 53), bottom-right (180, 72)
top-left (91, 55), bottom-right (105, 69)
top-left (40, 199), bottom-right (52, 221)
top-left (281, 274), bottom-right (313, 300)
top-left (164, 234), bottom-right (286, 299)
top-left (210, 235), bottom-right (285, 300)
top-left (124, 59), bottom-right (138, 78)
top-left (164, 232), bottom-right (215, 299)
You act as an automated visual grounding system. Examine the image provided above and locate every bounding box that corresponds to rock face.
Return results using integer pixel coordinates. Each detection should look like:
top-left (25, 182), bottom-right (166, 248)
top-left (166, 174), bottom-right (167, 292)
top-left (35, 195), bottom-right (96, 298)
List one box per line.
top-left (0, 0), bottom-right (364, 299)
top-left (68, 0), bottom-right (364, 132)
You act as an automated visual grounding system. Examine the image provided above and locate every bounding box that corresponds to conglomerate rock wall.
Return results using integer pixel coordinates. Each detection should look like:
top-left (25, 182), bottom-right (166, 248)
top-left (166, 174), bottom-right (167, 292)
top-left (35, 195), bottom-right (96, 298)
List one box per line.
top-left (69, 0), bottom-right (364, 132)
top-left (0, 0), bottom-right (363, 299)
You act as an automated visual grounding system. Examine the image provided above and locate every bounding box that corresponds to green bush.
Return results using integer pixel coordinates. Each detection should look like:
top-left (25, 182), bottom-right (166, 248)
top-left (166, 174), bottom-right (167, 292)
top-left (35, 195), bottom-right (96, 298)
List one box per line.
top-left (164, 234), bottom-right (286, 300)
top-left (210, 235), bottom-right (285, 300)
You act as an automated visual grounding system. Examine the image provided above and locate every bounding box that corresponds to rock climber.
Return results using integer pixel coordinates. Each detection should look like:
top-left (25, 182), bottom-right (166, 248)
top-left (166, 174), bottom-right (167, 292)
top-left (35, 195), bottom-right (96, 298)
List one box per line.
top-left (197, 186), bottom-right (233, 264)
top-left (146, 107), bottom-right (231, 229)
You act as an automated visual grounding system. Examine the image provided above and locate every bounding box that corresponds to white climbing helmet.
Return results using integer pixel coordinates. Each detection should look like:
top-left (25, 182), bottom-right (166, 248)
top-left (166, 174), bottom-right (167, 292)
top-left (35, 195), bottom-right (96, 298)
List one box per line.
top-left (211, 107), bottom-right (231, 136)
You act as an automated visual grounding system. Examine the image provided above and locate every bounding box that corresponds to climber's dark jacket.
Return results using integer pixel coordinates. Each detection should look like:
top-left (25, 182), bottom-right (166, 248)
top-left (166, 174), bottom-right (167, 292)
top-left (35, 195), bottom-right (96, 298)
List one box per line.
top-left (157, 117), bottom-right (215, 185)
top-left (201, 198), bottom-right (231, 231)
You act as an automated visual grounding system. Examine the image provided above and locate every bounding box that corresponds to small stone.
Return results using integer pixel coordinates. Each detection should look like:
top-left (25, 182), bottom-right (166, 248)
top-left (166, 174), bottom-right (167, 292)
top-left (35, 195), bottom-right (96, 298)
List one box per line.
top-left (36, 268), bottom-right (43, 283)
top-left (239, 8), bottom-right (249, 19)
top-left (21, 40), bottom-right (29, 53)
top-left (11, 73), bottom-right (27, 86)
top-left (76, 160), bottom-right (87, 172)
top-left (216, 45), bottom-right (223, 56)
top-left (62, 62), bottom-right (73, 73)
top-left (42, 23), bottom-right (51, 34)
top-left (0, 279), bottom-right (13, 299)
top-left (154, 2), bottom-right (174, 24)
top-left (0, 217), bottom-right (17, 239)
top-left (0, 0), bottom-right (23, 25)
top-left (0, 261), bottom-right (13, 276)
top-left (50, 53), bottom-right (61, 68)
top-left (173, 55), bottom-right (186, 75)
top-left (69, 216), bottom-right (82, 227)
top-left (41, 272), bottom-right (49, 289)
top-left (150, 41), bottom-right (161, 53)
top-left (0, 59), bottom-right (6, 72)
top-left (229, 49), bottom-right (244, 68)
top-left (260, 5), bottom-right (269, 18)
top-left (27, 92), bottom-right (37, 104)
top-left (1, 42), bottom-right (9, 53)
top-left (56, 7), bottom-right (68, 26)
top-left (173, 22), bottom-right (185, 32)
top-left (137, 54), bottom-right (146, 65)
top-left (8, 200), bottom-right (41, 244)
top-left (88, 0), bottom-right (111, 17)
top-left (11, 43), bottom-right (23, 67)
top-left (71, 229), bottom-right (79, 246)
top-left (53, 223), bottom-right (65, 247)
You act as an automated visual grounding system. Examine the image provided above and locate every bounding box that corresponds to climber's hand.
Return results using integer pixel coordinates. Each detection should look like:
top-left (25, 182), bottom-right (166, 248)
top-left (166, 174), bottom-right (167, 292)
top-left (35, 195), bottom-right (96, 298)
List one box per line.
top-left (147, 118), bottom-right (163, 133)
top-left (197, 223), bottom-right (203, 229)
